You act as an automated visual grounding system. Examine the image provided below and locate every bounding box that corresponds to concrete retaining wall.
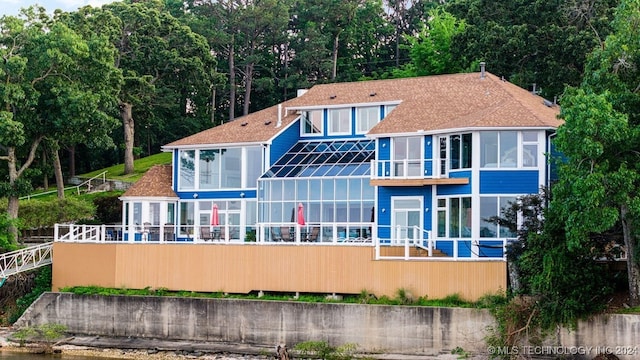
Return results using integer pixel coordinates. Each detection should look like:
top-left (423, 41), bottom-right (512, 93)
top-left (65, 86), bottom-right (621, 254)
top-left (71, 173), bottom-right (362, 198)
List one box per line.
top-left (16, 293), bottom-right (640, 358)
top-left (17, 292), bottom-right (494, 356)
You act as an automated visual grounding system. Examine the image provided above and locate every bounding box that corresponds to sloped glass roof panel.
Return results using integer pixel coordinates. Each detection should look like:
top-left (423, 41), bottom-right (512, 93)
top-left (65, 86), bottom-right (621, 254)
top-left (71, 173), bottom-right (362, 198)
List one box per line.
top-left (261, 139), bottom-right (375, 178)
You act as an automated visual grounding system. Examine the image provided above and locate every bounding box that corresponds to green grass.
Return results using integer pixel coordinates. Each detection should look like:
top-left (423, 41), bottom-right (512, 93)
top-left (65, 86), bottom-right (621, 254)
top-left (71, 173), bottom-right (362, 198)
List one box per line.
top-left (59, 286), bottom-right (506, 308)
top-left (80, 152), bottom-right (172, 183)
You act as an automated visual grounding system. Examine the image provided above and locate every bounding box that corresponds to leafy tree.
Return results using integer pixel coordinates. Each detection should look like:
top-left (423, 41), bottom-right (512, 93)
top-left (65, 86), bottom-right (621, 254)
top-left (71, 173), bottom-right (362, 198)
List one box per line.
top-left (0, 8), bottom-right (116, 241)
top-left (554, 0), bottom-right (640, 306)
top-left (64, 0), bottom-right (216, 174)
top-left (392, 8), bottom-right (466, 77)
top-left (446, 0), bottom-right (618, 99)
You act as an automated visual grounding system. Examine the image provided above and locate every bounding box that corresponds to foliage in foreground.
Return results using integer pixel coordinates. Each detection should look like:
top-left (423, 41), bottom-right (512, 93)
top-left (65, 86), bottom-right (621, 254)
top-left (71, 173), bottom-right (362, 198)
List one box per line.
top-left (12, 323), bottom-right (67, 353)
top-left (294, 341), bottom-right (360, 360)
top-left (9, 266), bottom-right (52, 324)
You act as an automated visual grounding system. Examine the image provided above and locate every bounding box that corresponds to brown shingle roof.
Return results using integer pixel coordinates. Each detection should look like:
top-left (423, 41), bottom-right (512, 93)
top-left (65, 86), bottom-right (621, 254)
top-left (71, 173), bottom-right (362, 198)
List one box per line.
top-left (285, 72), bottom-right (562, 135)
top-left (164, 101), bottom-right (300, 147)
top-left (121, 164), bottom-right (177, 198)
top-left (164, 72), bottom-right (561, 147)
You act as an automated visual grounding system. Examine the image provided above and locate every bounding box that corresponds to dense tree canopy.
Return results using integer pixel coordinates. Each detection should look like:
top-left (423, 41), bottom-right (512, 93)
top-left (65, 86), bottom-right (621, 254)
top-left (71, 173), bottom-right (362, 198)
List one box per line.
top-left (554, 0), bottom-right (640, 305)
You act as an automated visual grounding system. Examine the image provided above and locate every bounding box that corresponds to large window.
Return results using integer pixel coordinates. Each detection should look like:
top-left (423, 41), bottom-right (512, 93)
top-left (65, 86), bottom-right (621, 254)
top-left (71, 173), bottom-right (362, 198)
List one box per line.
top-left (437, 197), bottom-right (471, 238)
top-left (356, 106), bottom-right (379, 133)
top-left (480, 196), bottom-right (517, 238)
top-left (301, 110), bottom-right (323, 135)
top-left (450, 133), bottom-right (472, 169)
top-left (481, 131), bottom-right (538, 168)
top-left (328, 108), bottom-right (351, 135)
top-left (179, 150), bottom-right (195, 189)
top-left (393, 136), bottom-right (422, 177)
top-left (180, 147), bottom-right (262, 191)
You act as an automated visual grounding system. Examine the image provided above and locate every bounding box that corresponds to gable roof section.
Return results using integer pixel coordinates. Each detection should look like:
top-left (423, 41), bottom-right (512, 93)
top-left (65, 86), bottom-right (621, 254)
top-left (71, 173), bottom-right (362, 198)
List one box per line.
top-left (164, 101), bottom-right (300, 148)
top-left (285, 72), bottom-right (562, 135)
top-left (121, 164), bottom-right (177, 198)
top-left (164, 72), bottom-right (561, 148)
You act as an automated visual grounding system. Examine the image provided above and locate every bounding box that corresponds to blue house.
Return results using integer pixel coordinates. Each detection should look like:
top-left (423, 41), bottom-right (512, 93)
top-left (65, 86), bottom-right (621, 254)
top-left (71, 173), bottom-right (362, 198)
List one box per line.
top-left (117, 69), bottom-right (561, 261)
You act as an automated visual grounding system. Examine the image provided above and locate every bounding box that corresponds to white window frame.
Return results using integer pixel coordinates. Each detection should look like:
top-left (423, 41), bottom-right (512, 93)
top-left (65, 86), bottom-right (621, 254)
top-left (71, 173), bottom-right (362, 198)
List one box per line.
top-left (328, 108), bottom-right (351, 135)
top-left (301, 110), bottom-right (324, 136)
top-left (356, 106), bottom-right (379, 134)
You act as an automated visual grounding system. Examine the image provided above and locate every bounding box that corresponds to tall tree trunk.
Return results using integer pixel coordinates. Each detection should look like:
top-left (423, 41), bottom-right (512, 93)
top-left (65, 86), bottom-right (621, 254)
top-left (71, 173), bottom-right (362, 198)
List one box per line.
top-left (3, 137), bottom-right (43, 242)
top-left (6, 148), bottom-right (20, 242)
top-left (332, 34), bottom-right (339, 80)
top-left (243, 62), bottom-right (254, 116)
top-left (68, 146), bottom-right (76, 177)
top-left (53, 146), bottom-right (65, 200)
top-left (621, 205), bottom-right (640, 306)
top-left (228, 38), bottom-right (236, 122)
top-left (42, 148), bottom-right (48, 190)
top-left (121, 102), bottom-right (135, 174)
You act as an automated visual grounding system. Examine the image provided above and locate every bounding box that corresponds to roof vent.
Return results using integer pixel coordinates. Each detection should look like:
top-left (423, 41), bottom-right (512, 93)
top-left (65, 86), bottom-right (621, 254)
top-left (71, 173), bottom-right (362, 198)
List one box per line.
top-left (241, 122), bottom-right (248, 126)
top-left (543, 99), bottom-right (554, 107)
top-left (329, 95), bottom-right (337, 99)
top-left (370, 92), bottom-right (377, 97)
top-left (480, 62), bottom-right (486, 79)
top-left (264, 120), bottom-right (272, 125)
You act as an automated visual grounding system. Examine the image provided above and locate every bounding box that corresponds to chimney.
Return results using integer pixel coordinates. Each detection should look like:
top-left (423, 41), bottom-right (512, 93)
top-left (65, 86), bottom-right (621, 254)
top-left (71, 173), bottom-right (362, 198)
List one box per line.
top-left (480, 62), bottom-right (486, 79)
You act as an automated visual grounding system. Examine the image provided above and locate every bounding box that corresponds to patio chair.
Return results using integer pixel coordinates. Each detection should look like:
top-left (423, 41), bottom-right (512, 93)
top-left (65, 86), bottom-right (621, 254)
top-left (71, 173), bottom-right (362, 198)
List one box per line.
top-left (164, 225), bottom-right (175, 241)
top-left (201, 227), bottom-right (214, 241)
top-left (271, 227), bottom-right (283, 242)
top-left (306, 227), bottom-right (320, 242)
top-left (280, 226), bottom-right (293, 242)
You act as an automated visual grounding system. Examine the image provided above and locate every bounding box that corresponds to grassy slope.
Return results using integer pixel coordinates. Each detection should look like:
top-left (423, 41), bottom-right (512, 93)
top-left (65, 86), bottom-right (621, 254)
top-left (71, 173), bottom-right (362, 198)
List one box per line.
top-left (81, 152), bottom-right (172, 183)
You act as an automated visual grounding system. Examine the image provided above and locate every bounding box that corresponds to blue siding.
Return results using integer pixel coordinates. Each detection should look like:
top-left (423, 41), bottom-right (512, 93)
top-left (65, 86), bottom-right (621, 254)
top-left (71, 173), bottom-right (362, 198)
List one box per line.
top-left (480, 170), bottom-right (539, 194)
top-left (458, 240), bottom-right (472, 258)
top-left (479, 240), bottom-right (504, 257)
top-left (424, 135), bottom-right (433, 176)
top-left (176, 190), bottom-right (257, 200)
top-left (377, 187), bottom-right (432, 230)
top-left (436, 171), bottom-right (472, 196)
top-left (436, 240), bottom-right (453, 256)
top-left (269, 124), bottom-right (299, 166)
top-left (378, 137), bottom-right (391, 161)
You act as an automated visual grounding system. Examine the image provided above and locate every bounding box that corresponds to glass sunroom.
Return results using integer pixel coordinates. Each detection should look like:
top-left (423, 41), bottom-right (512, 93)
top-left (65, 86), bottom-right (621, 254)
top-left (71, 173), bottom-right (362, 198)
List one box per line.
top-left (258, 139), bottom-right (375, 243)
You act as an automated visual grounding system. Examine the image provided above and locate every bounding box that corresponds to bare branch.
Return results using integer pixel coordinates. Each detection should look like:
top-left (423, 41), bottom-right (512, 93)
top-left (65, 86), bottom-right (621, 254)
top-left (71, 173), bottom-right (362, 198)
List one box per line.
top-left (16, 135), bottom-right (44, 178)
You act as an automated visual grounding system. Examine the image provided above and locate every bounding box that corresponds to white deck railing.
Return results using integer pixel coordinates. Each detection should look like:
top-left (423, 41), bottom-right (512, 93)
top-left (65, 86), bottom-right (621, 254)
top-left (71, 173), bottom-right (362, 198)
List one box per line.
top-left (0, 242), bottom-right (53, 280)
top-left (52, 223), bottom-right (508, 261)
top-left (370, 159), bottom-right (435, 180)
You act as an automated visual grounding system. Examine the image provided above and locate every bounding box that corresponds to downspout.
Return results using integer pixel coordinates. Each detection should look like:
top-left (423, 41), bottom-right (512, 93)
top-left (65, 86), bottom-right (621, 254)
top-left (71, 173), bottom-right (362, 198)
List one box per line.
top-left (547, 131), bottom-right (557, 192)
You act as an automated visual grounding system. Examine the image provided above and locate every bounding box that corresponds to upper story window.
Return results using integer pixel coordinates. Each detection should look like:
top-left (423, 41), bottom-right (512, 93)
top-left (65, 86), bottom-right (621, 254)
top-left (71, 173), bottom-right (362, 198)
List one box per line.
top-left (356, 106), bottom-right (379, 133)
top-left (301, 110), bottom-right (323, 136)
top-left (393, 136), bottom-right (422, 177)
top-left (385, 104), bottom-right (397, 116)
top-left (328, 108), bottom-right (351, 135)
top-left (179, 150), bottom-right (195, 189)
top-left (438, 133), bottom-right (471, 176)
top-left (450, 133), bottom-right (472, 170)
top-left (481, 131), bottom-right (538, 168)
top-left (179, 146), bottom-right (262, 191)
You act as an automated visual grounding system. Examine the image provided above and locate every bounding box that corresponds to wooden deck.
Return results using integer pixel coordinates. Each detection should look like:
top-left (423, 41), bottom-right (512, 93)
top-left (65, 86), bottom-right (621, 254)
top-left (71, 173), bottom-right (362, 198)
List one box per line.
top-left (52, 242), bottom-right (507, 301)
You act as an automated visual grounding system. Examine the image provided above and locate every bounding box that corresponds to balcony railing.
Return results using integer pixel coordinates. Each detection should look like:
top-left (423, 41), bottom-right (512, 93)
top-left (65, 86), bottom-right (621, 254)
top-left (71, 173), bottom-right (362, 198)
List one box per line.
top-left (370, 159), bottom-right (434, 180)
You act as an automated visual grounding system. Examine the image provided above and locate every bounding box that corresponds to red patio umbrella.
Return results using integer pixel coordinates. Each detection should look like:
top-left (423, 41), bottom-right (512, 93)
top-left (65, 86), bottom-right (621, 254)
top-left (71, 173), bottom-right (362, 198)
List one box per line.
top-left (297, 203), bottom-right (306, 226)
top-left (211, 203), bottom-right (219, 226)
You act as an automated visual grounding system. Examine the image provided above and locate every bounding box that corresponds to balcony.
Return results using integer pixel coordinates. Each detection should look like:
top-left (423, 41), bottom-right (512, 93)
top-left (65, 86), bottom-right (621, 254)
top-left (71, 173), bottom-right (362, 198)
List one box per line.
top-left (369, 159), bottom-right (469, 186)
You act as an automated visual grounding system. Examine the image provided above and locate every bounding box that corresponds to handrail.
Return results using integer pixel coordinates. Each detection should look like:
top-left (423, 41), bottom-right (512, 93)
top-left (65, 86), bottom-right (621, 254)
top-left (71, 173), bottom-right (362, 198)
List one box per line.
top-left (0, 242), bottom-right (53, 279)
top-left (20, 171), bottom-right (108, 200)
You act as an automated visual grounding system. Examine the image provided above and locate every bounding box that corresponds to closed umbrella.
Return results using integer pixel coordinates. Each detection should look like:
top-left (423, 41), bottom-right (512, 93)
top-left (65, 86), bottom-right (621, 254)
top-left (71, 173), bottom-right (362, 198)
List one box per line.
top-left (211, 203), bottom-right (219, 226)
top-left (297, 203), bottom-right (306, 226)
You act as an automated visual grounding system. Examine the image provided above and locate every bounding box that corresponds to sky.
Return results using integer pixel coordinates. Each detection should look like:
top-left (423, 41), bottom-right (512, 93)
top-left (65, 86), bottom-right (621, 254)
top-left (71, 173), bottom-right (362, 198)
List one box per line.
top-left (1, 0), bottom-right (115, 17)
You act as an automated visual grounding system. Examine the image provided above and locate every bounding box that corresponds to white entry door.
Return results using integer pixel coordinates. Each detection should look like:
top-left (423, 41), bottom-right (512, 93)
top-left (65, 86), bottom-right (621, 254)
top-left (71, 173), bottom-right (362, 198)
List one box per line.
top-left (392, 197), bottom-right (422, 244)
